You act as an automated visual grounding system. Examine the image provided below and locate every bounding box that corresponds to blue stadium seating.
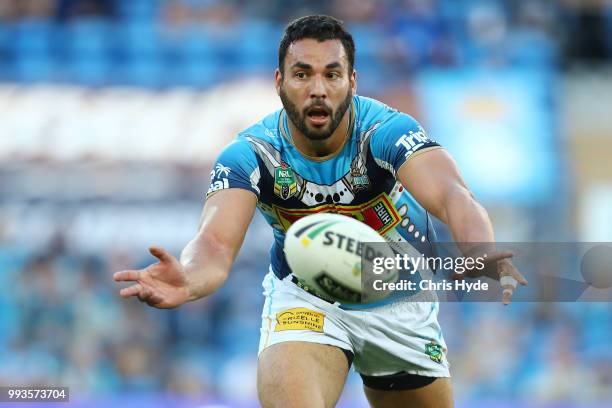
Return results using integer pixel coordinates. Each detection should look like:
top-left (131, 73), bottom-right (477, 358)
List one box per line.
top-left (12, 20), bottom-right (56, 82)
top-left (65, 19), bottom-right (111, 85)
top-left (235, 20), bottom-right (280, 73)
top-left (165, 27), bottom-right (220, 88)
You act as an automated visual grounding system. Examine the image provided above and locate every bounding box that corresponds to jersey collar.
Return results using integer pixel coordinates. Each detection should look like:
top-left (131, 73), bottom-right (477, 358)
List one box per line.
top-left (278, 101), bottom-right (356, 162)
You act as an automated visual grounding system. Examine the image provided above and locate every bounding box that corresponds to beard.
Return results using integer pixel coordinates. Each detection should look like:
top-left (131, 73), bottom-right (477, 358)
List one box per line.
top-left (279, 87), bottom-right (353, 141)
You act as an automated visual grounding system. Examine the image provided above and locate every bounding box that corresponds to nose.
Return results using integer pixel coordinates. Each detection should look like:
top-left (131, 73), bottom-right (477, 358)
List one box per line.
top-left (309, 74), bottom-right (327, 99)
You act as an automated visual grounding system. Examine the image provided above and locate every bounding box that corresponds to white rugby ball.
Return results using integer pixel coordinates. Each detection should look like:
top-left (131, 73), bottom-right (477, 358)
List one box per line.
top-left (284, 213), bottom-right (398, 304)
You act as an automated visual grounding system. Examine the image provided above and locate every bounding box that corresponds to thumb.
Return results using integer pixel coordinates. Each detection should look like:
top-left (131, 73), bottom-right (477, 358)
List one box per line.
top-left (149, 246), bottom-right (174, 263)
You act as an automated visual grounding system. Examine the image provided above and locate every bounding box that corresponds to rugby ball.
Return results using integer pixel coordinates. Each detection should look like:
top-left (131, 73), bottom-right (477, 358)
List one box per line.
top-left (284, 213), bottom-right (398, 304)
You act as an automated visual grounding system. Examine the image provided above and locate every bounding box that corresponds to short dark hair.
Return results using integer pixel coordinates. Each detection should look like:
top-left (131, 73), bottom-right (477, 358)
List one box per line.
top-left (278, 15), bottom-right (355, 76)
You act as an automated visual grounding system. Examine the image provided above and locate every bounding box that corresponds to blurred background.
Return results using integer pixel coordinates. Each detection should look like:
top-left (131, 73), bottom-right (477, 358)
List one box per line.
top-left (0, 0), bottom-right (611, 407)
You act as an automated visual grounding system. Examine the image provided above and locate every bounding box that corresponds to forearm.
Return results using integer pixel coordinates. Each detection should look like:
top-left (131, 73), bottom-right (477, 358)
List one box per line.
top-left (180, 232), bottom-right (234, 301)
top-left (443, 187), bottom-right (496, 256)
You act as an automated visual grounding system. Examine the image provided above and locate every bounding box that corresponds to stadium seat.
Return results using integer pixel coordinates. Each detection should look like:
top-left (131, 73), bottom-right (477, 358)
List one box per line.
top-left (235, 20), bottom-right (279, 73)
top-left (116, 0), bottom-right (157, 22)
top-left (65, 20), bottom-right (111, 85)
top-left (12, 20), bottom-right (57, 82)
top-left (0, 24), bottom-right (13, 80)
top-left (113, 21), bottom-right (163, 86)
top-left (165, 27), bottom-right (220, 88)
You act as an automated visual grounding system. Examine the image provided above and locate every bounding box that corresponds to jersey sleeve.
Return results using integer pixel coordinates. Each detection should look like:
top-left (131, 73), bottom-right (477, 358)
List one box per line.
top-left (206, 139), bottom-right (260, 199)
top-left (369, 113), bottom-right (441, 175)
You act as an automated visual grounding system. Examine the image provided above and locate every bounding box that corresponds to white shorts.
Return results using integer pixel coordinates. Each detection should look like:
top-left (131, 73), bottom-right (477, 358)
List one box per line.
top-left (258, 270), bottom-right (450, 379)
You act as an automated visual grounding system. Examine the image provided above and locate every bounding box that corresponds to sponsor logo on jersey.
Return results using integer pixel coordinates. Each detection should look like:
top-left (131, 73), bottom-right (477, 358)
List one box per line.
top-left (206, 163), bottom-right (232, 196)
top-left (214, 163), bottom-right (231, 177)
top-left (273, 192), bottom-right (400, 236)
top-left (395, 129), bottom-right (429, 158)
top-left (207, 178), bottom-right (229, 195)
top-left (274, 162), bottom-right (297, 200)
top-left (275, 307), bottom-right (325, 332)
top-left (425, 341), bottom-right (443, 363)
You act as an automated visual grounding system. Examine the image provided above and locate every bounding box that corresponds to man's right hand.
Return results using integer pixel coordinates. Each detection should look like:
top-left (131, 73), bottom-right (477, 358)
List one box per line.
top-left (113, 246), bottom-right (191, 309)
top-left (114, 188), bottom-right (258, 308)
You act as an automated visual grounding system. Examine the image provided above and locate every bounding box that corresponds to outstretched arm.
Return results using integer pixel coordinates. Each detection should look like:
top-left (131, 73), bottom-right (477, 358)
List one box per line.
top-left (113, 188), bottom-right (257, 308)
top-left (398, 148), bottom-right (494, 245)
top-left (182, 188), bottom-right (258, 300)
top-left (397, 148), bottom-right (527, 303)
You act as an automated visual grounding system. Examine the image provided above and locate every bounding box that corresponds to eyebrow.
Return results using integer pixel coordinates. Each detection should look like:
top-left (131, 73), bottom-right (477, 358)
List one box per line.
top-left (290, 61), bottom-right (343, 70)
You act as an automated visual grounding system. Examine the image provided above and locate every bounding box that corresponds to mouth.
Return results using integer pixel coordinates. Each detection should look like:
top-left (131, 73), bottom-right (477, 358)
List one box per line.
top-left (306, 106), bottom-right (330, 127)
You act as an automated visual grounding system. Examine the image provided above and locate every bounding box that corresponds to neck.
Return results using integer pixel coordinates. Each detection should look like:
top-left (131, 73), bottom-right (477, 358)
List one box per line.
top-left (287, 106), bottom-right (353, 159)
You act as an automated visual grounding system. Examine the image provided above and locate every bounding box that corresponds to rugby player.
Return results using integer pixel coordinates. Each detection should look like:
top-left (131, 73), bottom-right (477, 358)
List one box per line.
top-left (114, 15), bottom-right (527, 408)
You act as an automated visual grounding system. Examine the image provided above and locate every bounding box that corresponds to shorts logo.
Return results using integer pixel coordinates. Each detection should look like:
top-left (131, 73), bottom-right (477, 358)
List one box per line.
top-left (275, 307), bottom-right (325, 332)
top-left (274, 162), bottom-right (297, 200)
top-left (425, 341), bottom-right (443, 363)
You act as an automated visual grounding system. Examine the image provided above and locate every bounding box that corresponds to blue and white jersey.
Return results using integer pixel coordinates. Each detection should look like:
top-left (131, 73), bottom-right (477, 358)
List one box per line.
top-left (207, 95), bottom-right (442, 288)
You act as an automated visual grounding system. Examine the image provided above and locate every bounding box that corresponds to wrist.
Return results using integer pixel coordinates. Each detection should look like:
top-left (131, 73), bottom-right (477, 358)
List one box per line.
top-left (183, 264), bottom-right (228, 302)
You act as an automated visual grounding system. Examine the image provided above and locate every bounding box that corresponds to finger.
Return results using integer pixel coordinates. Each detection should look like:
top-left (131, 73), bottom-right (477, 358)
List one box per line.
top-left (139, 289), bottom-right (164, 307)
top-left (120, 283), bottom-right (143, 298)
top-left (137, 286), bottom-right (155, 302)
top-left (499, 261), bottom-right (528, 286)
top-left (513, 270), bottom-right (528, 286)
top-left (502, 287), bottom-right (513, 305)
top-left (113, 269), bottom-right (142, 282)
top-left (149, 246), bottom-right (173, 263)
top-left (500, 275), bottom-right (517, 289)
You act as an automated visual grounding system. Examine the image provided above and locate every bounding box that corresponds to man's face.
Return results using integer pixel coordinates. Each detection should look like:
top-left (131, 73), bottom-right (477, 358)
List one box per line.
top-left (276, 39), bottom-right (356, 141)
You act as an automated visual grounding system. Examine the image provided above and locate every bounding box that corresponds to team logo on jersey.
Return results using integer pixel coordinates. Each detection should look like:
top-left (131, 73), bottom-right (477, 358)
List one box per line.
top-left (274, 162), bottom-right (297, 200)
top-left (350, 167), bottom-right (370, 192)
top-left (425, 341), bottom-right (443, 363)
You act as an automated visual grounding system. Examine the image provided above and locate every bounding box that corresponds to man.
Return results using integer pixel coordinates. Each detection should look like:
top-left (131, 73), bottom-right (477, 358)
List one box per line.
top-left (114, 15), bottom-right (527, 408)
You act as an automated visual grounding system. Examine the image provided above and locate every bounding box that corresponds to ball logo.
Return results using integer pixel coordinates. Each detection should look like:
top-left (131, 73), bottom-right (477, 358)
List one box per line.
top-left (315, 273), bottom-right (361, 303)
top-left (292, 219), bottom-right (340, 247)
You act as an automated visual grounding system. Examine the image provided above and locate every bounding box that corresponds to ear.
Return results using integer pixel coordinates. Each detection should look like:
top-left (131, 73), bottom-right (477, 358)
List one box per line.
top-left (350, 69), bottom-right (357, 95)
top-left (274, 68), bottom-right (282, 95)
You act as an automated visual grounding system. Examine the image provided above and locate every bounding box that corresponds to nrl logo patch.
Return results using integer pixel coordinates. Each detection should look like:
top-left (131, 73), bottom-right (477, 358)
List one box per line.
top-left (425, 341), bottom-right (443, 364)
top-left (274, 162), bottom-right (297, 200)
